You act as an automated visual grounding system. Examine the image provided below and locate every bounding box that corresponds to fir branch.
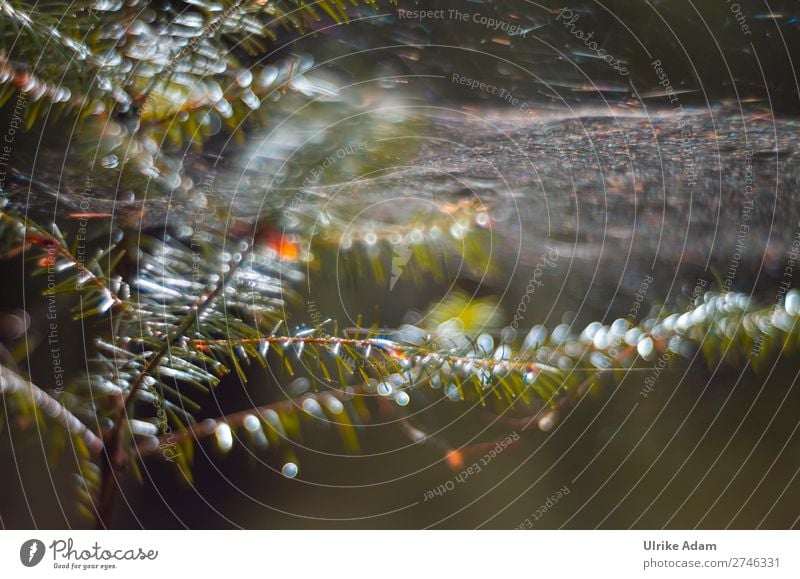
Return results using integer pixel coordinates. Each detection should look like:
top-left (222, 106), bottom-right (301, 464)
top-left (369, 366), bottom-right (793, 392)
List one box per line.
top-left (0, 0), bottom-right (386, 143)
top-left (121, 244), bottom-right (254, 414)
top-left (0, 53), bottom-right (74, 106)
top-left (0, 363), bottom-right (102, 454)
top-left (0, 211), bottom-right (125, 313)
top-left (187, 288), bottom-right (800, 433)
top-left (96, 237), bottom-right (258, 527)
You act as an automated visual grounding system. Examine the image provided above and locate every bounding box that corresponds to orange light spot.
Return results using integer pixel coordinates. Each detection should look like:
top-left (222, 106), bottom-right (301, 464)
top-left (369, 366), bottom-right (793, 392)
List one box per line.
top-left (262, 229), bottom-right (300, 262)
top-left (445, 450), bottom-right (464, 470)
top-left (279, 240), bottom-right (299, 261)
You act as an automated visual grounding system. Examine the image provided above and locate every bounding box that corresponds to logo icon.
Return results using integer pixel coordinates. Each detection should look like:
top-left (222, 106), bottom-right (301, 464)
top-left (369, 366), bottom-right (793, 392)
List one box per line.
top-left (390, 240), bottom-right (413, 291)
top-left (20, 539), bottom-right (45, 567)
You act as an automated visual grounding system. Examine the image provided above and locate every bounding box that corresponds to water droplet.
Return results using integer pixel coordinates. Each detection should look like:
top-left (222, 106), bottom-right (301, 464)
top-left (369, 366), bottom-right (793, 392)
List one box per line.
top-left (234, 344), bottom-right (247, 362)
top-left (243, 415), bottom-right (260, 432)
top-left (388, 373), bottom-right (407, 387)
top-left (258, 65), bottom-right (278, 88)
top-left (214, 423), bottom-right (233, 452)
top-left (662, 314), bottom-right (680, 332)
top-left (592, 329), bottom-right (610, 350)
top-left (786, 290), bottom-right (800, 316)
top-left (288, 377), bottom-right (311, 396)
top-left (637, 336), bottom-right (654, 359)
top-left (302, 397), bottom-right (321, 415)
top-left (377, 382), bottom-right (393, 396)
top-left (564, 341), bottom-right (581, 357)
top-left (281, 462), bottom-right (298, 478)
top-left (395, 391), bottom-right (410, 406)
top-left (493, 344), bottom-right (511, 361)
top-left (449, 223), bottom-right (466, 239)
top-left (590, 352), bottom-right (611, 369)
top-left (610, 318), bottom-right (630, 336)
top-left (476, 333), bottom-right (494, 355)
top-left (551, 324), bottom-right (570, 344)
top-left (580, 321), bottom-right (602, 342)
top-left (215, 98), bottom-right (233, 118)
top-left (676, 312), bottom-right (692, 332)
top-left (129, 419), bottom-right (158, 436)
top-left (690, 304), bottom-right (708, 325)
top-left (324, 397), bottom-right (344, 415)
top-left (538, 412), bottom-right (556, 432)
top-left (522, 325), bottom-right (547, 351)
top-left (500, 326), bottom-right (516, 343)
top-left (101, 154), bottom-right (119, 169)
top-left (624, 328), bottom-right (642, 346)
top-left (236, 69), bottom-right (253, 88)
top-left (558, 356), bottom-right (573, 370)
top-left (445, 384), bottom-right (460, 401)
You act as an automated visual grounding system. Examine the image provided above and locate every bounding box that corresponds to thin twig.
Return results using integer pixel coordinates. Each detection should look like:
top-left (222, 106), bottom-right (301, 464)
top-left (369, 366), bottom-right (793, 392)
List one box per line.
top-left (190, 334), bottom-right (643, 378)
top-left (0, 363), bottom-right (102, 454)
